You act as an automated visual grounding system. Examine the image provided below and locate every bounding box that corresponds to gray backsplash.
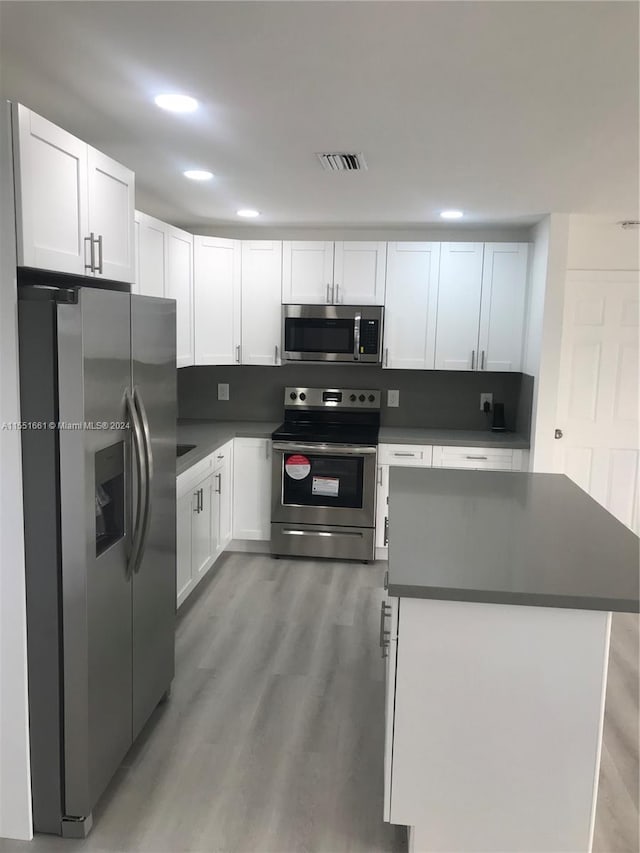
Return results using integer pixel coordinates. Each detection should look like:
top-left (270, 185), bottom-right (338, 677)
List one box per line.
top-left (178, 365), bottom-right (534, 436)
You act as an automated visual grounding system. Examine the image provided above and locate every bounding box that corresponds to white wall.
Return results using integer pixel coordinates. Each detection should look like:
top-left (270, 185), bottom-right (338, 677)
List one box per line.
top-left (567, 215), bottom-right (639, 271)
top-left (0, 103), bottom-right (32, 840)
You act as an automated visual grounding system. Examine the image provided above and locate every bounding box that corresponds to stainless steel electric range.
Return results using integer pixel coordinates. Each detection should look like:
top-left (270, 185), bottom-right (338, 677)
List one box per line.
top-left (270, 387), bottom-right (380, 561)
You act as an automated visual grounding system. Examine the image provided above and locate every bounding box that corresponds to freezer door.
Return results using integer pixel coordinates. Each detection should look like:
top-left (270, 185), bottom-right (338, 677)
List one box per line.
top-left (131, 295), bottom-right (176, 738)
top-left (57, 287), bottom-right (133, 820)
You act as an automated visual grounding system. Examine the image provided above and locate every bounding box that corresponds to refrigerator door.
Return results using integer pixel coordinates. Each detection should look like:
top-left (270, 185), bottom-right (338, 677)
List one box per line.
top-left (131, 295), bottom-right (176, 738)
top-left (57, 287), bottom-right (133, 822)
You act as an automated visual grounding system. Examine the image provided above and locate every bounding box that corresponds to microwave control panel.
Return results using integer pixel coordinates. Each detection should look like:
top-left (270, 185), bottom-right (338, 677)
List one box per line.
top-left (359, 319), bottom-right (380, 355)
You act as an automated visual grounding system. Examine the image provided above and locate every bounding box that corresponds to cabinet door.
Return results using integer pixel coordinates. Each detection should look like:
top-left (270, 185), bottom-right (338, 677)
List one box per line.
top-left (232, 438), bottom-right (272, 540)
top-left (434, 243), bottom-right (484, 370)
top-left (241, 241), bottom-right (282, 365)
top-left (333, 241), bottom-right (386, 305)
top-left (167, 226), bottom-right (194, 367)
top-left (384, 243), bottom-right (440, 369)
top-left (383, 597), bottom-right (399, 821)
top-left (88, 147), bottom-right (135, 283)
top-left (176, 491), bottom-right (194, 608)
top-left (282, 241), bottom-right (334, 304)
top-left (14, 104), bottom-right (88, 274)
top-left (135, 212), bottom-right (167, 298)
top-left (194, 236), bottom-right (241, 364)
top-left (216, 443), bottom-right (234, 551)
top-left (478, 243), bottom-right (528, 372)
top-left (375, 464), bottom-right (390, 550)
top-left (192, 475), bottom-right (215, 579)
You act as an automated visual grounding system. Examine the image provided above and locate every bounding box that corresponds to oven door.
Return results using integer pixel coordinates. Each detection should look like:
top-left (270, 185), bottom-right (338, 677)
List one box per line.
top-left (271, 442), bottom-right (377, 528)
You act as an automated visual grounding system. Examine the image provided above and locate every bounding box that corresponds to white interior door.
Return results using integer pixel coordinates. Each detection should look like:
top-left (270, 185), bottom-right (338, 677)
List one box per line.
top-left (15, 104), bottom-right (88, 274)
top-left (167, 226), bottom-right (194, 367)
top-left (194, 236), bottom-right (241, 364)
top-left (434, 243), bottom-right (484, 370)
top-left (87, 147), bottom-right (135, 283)
top-left (555, 271), bottom-right (639, 532)
top-left (282, 241), bottom-right (334, 303)
top-left (384, 242), bottom-right (440, 369)
top-left (478, 243), bottom-right (528, 371)
top-left (241, 241), bottom-right (283, 364)
top-left (333, 241), bottom-right (387, 305)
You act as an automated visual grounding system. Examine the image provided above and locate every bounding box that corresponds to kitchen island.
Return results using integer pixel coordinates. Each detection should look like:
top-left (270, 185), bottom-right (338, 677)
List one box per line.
top-left (383, 468), bottom-right (639, 853)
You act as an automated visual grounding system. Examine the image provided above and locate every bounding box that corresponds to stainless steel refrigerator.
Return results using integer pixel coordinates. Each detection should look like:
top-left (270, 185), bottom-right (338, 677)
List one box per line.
top-left (18, 269), bottom-right (176, 838)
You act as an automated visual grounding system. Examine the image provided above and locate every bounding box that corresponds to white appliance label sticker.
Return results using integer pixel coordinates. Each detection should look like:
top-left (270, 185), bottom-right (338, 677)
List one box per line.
top-left (285, 454), bottom-right (311, 480)
top-left (312, 476), bottom-right (340, 497)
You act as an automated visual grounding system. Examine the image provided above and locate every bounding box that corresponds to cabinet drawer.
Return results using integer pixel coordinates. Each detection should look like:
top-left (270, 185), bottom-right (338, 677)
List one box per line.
top-left (379, 444), bottom-right (433, 467)
top-left (212, 440), bottom-right (233, 472)
top-left (432, 445), bottom-right (514, 470)
top-left (177, 454), bottom-right (214, 494)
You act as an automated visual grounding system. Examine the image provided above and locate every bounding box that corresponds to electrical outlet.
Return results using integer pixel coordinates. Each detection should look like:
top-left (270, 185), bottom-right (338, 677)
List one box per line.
top-left (387, 389), bottom-right (400, 408)
top-left (217, 383), bottom-right (229, 401)
top-left (480, 393), bottom-right (493, 412)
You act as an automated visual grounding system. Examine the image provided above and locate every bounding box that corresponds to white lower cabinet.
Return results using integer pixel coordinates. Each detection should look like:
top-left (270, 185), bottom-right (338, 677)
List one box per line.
top-left (383, 596), bottom-right (399, 821)
top-left (376, 464), bottom-right (390, 551)
top-left (232, 438), bottom-right (272, 541)
top-left (176, 441), bottom-right (234, 608)
top-left (432, 445), bottom-right (524, 471)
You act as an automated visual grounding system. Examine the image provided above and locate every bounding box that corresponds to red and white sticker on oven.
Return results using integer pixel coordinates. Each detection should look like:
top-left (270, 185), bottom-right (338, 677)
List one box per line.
top-left (284, 454), bottom-right (311, 480)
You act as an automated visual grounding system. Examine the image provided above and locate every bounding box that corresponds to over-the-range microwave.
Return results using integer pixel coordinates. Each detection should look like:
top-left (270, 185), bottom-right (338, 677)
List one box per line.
top-left (282, 304), bottom-right (384, 364)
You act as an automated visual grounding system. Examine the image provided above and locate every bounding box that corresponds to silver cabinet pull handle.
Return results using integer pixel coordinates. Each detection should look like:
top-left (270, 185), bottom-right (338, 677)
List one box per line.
top-left (471, 350), bottom-right (476, 370)
top-left (235, 344), bottom-right (240, 363)
top-left (217, 454), bottom-right (224, 460)
top-left (383, 570), bottom-right (389, 590)
top-left (393, 451), bottom-right (416, 457)
top-left (465, 455), bottom-right (488, 460)
top-left (384, 348), bottom-right (389, 368)
top-left (96, 234), bottom-right (103, 274)
top-left (383, 516), bottom-right (389, 546)
top-left (335, 283), bottom-right (340, 303)
top-left (215, 473), bottom-right (221, 494)
top-left (84, 232), bottom-right (95, 272)
top-left (481, 350), bottom-right (485, 370)
top-left (274, 344), bottom-right (279, 365)
top-left (326, 283), bottom-right (331, 303)
top-left (377, 466), bottom-right (383, 486)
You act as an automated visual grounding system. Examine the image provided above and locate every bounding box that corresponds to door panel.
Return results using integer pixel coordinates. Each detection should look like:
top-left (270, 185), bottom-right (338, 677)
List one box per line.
top-left (167, 226), bottom-right (193, 366)
top-left (282, 241), bottom-right (334, 303)
top-left (57, 288), bottom-right (132, 816)
top-left (192, 475), bottom-right (215, 576)
top-left (555, 273), bottom-right (639, 533)
top-left (88, 147), bottom-right (135, 283)
top-left (334, 241), bottom-right (386, 305)
top-left (434, 243), bottom-right (484, 370)
top-left (131, 296), bottom-right (176, 739)
top-left (136, 212), bottom-right (167, 298)
top-left (194, 236), bottom-right (241, 364)
top-left (241, 241), bottom-right (282, 364)
top-left (176, 491), bottom-right (194, 607)
top-left (478, 243), bottom-right (528, 372)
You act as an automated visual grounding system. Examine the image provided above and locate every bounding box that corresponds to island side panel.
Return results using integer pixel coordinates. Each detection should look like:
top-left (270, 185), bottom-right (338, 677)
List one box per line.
top-left (390, 597), bottom-right (611, 853)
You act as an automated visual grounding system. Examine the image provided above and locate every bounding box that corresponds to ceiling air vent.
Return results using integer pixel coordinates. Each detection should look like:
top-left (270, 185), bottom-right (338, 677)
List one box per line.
top-left (317, 152), bottom-right (368, 171)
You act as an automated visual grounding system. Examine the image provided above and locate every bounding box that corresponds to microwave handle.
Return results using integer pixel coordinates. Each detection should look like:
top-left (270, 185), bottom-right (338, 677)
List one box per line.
top-left (353, 312), bottom-right (361, 361)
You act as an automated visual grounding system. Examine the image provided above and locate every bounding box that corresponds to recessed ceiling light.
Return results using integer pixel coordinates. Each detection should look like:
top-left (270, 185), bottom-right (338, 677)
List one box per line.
top-left (440, 209), bottom-right (464, 220)
top-left (183, 170), bottom-right (213, 181)
top-left (237, 209), bottom-right (260, 218)
top-left (154, 93), bottom-right (198, 113)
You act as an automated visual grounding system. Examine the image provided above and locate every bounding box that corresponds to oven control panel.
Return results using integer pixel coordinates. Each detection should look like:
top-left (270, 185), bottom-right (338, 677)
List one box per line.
top-left (284, 387), bottom-right (381, 409)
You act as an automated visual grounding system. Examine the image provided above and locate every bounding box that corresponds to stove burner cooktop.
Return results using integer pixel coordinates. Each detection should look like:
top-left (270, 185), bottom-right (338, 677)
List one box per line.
top-left (272, 386), bottom-right (380, 447)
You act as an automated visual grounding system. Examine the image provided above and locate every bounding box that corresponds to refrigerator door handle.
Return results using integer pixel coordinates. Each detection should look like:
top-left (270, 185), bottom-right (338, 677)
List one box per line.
top-left (125, 388), bottom-right (146, 578)
top-left (133, 387), bottom-right (154, 573)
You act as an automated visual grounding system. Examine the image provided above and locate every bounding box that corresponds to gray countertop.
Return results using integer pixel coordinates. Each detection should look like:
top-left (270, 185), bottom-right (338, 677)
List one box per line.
top-left (379, 427), bottom-right (530, 448)
top-left (387, 467), bottom-right (639, 612)
top-left (176, 419), bottom-right (279, 476)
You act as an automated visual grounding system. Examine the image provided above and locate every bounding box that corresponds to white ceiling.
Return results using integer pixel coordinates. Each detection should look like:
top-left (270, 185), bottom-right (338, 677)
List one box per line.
top-left (0, 1), bottom-right (638, 230)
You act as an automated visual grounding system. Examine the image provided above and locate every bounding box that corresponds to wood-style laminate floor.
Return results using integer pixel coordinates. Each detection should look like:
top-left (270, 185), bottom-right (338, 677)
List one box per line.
top-left (1, 553), bottom-right (637, 853)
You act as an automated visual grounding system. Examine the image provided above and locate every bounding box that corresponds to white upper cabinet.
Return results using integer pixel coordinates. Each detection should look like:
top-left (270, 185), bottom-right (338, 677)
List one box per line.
top-left (14, 105), bottom-right (89, 275)
top-left (384, 242), bottom-right (440, 369)
top-left (194, 236), bottom-right (241, 365)
top-left (282, 240), bottom-right (385, 304)
top-left (134, 211), bottom-right (167, 298)
top-left (333, 241), bottom-right (386, 305)
top-left (241, 241), bottom-right (283, 365)
top-left (434, 243), bottom-right (484, 370)
top-left (87, 147), bottom-right (134, 282)
top-left (282, 241), bottom-right (334, 303)
top-left (167, 225), bottom-right (194, 368)
top-left (13, 104), bottom-right (134, 283)
top-left (478, 243), bottom-right (528, 372)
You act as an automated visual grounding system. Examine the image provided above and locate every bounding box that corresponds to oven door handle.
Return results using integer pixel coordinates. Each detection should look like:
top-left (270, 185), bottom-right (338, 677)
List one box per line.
top-left (353, 312), bottom-right (361, 361)
top-left (272, 441), bottom-right (377, 456)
